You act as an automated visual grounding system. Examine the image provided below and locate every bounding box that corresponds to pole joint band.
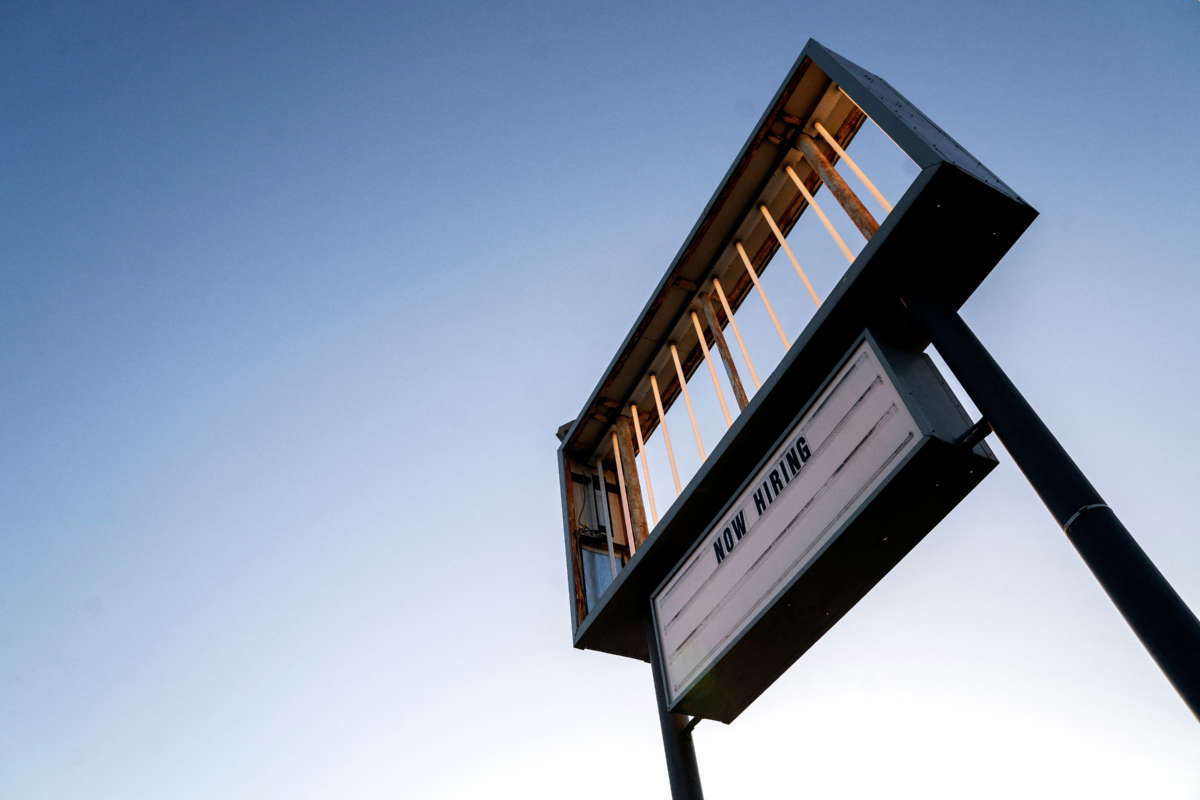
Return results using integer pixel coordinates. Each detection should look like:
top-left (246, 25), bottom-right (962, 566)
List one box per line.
top-left (1063, 503), bottom-right (1110, 532)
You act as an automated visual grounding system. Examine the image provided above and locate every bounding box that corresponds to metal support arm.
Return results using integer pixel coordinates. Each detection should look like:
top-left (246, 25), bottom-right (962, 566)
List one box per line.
top-left (909, 295), bottom-right (1200, 722)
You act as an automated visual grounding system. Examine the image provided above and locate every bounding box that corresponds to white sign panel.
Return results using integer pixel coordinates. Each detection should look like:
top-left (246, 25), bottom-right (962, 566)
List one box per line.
top-left (653, 339), bottom-right (922, 705)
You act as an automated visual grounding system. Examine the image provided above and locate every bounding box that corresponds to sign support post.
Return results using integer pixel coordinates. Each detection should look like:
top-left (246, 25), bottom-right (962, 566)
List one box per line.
top-left (908, 295), bottom-right (1200, 720)
top-left (647, 617), bottom-right (704, 800)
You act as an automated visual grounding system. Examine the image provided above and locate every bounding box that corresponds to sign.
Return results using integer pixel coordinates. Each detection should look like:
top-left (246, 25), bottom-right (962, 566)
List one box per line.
top-left (559, 39), bottom-right (1032, 667)
top-left (555, 39), bottom-right (1028, 730)
top-left (651, 333), bottom-right (993, 722)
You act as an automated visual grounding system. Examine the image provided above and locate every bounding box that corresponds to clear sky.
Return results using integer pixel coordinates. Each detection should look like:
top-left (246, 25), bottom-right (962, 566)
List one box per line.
top-left (2, 1), bottom-right (1198, 798)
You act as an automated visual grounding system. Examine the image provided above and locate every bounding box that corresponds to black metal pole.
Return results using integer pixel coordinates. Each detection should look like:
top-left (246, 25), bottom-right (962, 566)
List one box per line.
top-left (909, 296), bottom-right (1200, 721)
top-left (646, 618), bottom-right (704, 799)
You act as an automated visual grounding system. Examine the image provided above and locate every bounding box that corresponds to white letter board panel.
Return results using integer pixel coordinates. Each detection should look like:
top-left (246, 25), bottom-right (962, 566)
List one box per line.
top-left (653, 338), bottom-right (922, 705)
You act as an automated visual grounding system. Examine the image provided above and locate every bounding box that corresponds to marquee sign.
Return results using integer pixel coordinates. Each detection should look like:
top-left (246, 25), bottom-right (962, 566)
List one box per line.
top-left (652, 334), bottom-right (990, 722)
top-left (556, 38), bottom-right (1034, 724)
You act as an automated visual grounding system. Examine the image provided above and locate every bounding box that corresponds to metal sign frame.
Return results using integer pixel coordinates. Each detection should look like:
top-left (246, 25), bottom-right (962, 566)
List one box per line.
top-left (559, 38), bottom-right (1034, 662)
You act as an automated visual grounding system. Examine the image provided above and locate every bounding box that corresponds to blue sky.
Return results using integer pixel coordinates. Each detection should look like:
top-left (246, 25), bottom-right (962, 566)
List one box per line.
top-left (2, 1), bottom-right (1198, 797)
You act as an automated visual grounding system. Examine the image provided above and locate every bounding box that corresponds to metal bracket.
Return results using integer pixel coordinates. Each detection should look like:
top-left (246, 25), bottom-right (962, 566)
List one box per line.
top-left (955, 417), bottom-right (993, 449)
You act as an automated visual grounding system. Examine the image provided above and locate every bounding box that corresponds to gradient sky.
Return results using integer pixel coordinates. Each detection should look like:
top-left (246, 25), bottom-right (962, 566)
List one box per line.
top-left (3, 1), bottom-right (1199, 798)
